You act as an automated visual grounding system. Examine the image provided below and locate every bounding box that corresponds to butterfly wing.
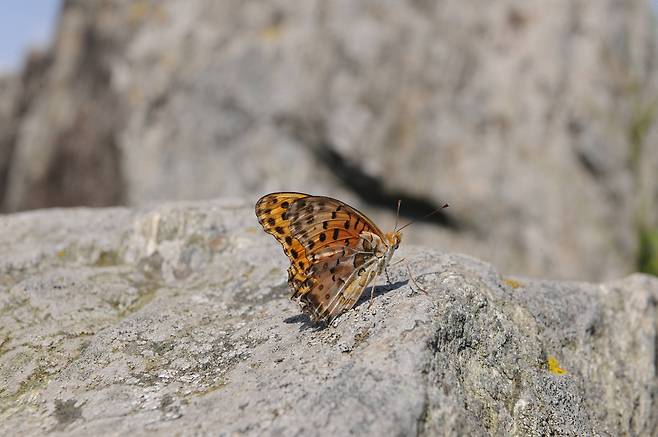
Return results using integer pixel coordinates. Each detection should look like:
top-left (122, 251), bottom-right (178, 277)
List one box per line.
top-left (256, 192), bottom-right (313, 291)
top-left (256, 192), bottom-right (387, 322)
top-left (300, 248), bottom-right (381, 321)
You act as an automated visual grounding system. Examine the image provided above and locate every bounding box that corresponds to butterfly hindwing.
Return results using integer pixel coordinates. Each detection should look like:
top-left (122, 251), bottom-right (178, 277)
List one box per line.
top-left (301, 249), bottom-right (380, 320)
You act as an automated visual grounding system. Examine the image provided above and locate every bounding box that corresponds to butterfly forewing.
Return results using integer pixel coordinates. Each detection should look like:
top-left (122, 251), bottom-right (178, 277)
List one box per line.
top-left (285, 196), bottom-right (383, 250)
top-left (256, 193), bottom-right (313, 292)
top-left (256, 192), bottom-right (389, 323)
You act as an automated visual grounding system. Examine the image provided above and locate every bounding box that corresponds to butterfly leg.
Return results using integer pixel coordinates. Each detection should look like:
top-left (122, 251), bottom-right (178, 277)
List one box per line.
top-left (368, 272), bottom-right (380, 309)
top-left (406, 263), bottom-right (428, 295)
top-left (384, 267), bottom-right (392, 286)
top-left (386, 257), bottom-right (406, 286)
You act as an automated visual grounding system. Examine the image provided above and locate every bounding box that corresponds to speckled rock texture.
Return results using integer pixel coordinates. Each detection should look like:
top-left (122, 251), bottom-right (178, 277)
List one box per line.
top-left (1, 200), bottom-right (656, 436)
top-left (2, 0), bottom-right (658, 281)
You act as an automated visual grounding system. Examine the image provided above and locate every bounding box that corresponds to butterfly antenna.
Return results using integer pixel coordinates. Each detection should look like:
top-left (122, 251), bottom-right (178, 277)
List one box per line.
top-left (397, 203), bottom-right (449, 232)
top-left (394, 199), bottom-right (402, 232)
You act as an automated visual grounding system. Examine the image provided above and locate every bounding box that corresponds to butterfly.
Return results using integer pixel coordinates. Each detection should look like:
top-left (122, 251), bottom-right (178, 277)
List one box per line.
top-left (255, 192), bottom-right (405, 324)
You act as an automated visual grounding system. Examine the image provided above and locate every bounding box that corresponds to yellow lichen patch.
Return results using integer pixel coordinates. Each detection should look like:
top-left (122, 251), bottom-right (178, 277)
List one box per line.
top-left (260, 24), bottom-right (284, 42)
top-left (129, 87), bottom-right (143, 106)
top-left (55, 249), bottom-right (72, 261)
top-left (94, 250), bottom-right (120, 267)
top-left (547, 356), bottom-right (567, 375)
top-left (129, 1), bottom-right (151, 24)
top-left (504, 278), bottom-right (522, 289)
top-left (128, 2), bottom-right (168, 26)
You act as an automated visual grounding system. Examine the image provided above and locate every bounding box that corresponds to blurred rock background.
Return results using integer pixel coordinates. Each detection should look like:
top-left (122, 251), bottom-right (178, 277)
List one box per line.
top-left (1, 0), bottom-right (657, 281)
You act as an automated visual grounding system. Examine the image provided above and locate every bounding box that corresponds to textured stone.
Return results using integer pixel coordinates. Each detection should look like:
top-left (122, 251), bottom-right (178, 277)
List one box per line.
top-left (1, 0), bottom-right (657, 281)
top-left (0, 200), bottom-right (656, 436)
top-left (2, 2), bottom-right (125, 211)
top-left (0, 73), bottom-right (18, 206)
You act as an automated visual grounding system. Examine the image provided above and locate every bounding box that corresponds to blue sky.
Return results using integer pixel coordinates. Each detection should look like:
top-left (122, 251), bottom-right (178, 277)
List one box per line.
top-left (0, 1), bottom-right (657, 73)
top-left (0, 0), bottom-right (61, 72)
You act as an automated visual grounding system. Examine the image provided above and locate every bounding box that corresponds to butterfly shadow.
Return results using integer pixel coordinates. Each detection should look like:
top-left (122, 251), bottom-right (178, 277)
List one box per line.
top-left (283, 313), bottom-right (322, 331)
top-left (354, 279), bottom-right (408, 309)
top-left (283, 280), bottom-right (408, 331)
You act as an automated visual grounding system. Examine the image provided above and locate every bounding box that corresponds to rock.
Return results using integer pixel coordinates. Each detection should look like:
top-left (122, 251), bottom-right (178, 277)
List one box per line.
top-left (0, 200), bottom-right (656, 435)
top-left (1, 1), bottom-right (658, 281)
top-left (1, 2), bottom-right (125, 212)
top-left (0, 73), bottom-right (18, 206)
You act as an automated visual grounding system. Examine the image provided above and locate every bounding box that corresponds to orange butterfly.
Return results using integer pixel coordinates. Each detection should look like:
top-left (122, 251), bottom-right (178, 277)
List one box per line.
top-left (255, 192), bottom-right (402, 323)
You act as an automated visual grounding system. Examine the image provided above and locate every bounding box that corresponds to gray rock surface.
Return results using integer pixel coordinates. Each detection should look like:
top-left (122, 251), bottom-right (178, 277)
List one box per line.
top-left (0, 73), bottom-right (18, 206)
top-left (1, 0), bottom-right (657, 281)
top-left (2, 2), bottom-right (125, 211)
top-left (1, 200), bottom-right (656, 436)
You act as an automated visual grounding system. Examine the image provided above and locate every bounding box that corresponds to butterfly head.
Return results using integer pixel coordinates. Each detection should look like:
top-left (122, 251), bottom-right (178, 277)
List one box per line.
top-left (385, 231), bottom-right (402, 251)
